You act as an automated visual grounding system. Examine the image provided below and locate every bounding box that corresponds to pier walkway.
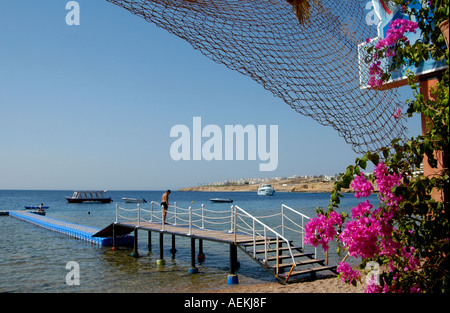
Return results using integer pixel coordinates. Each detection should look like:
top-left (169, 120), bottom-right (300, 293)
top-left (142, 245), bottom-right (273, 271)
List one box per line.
top-left (97, 202), bottom-right (337, 283)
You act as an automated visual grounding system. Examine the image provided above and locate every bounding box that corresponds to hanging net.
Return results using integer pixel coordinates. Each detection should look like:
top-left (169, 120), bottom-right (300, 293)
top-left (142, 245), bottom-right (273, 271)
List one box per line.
top-left (106, 0), bottom-right (407, 153)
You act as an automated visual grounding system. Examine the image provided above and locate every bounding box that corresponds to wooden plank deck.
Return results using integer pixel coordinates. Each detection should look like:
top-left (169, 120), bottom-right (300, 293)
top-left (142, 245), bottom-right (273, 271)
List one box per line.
top-left (116, 221), bottom-right (263, 244)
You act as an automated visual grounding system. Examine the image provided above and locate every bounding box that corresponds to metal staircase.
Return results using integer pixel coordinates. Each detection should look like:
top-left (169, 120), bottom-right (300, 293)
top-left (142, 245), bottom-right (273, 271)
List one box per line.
top-left (233, 205), bottom-right (337, 283)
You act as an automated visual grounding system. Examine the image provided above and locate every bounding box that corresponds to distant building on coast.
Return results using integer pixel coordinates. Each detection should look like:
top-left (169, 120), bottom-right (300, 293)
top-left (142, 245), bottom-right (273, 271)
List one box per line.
top-left (203, 173), bottom-right (345, 187)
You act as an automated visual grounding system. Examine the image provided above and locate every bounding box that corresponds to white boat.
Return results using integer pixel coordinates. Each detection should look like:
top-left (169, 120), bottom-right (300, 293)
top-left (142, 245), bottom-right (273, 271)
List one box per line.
top-left (210, 198), bottom-right (233, 203)
top-left (65, 190), bottom-right (112, 203)
top-left (122, 197), bottom-right (147, 203)
top-left (257, 184), bottom-right (275, 196)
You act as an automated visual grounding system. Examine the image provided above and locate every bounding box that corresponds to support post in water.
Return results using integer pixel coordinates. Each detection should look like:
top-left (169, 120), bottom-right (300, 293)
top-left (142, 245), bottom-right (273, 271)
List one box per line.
top-left (131, 228), bottom-right (139, 258)
top-left (227, 243), bottom-right (239, 284)
top-left (148, 231), bottom-right (152, 251)
top-left (112, 223), bottom-right (117, 251)
top-left (197, 239), bottom-right (205, 262)
top-left (189, 237), bottom-right (199, 274)
top-left (170, 234), bottom-right (177, 256)
top-left (157, 232), bottom-right (165, 266)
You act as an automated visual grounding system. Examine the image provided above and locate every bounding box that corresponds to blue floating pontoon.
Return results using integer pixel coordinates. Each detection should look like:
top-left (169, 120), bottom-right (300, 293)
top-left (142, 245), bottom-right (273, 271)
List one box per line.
top-left (9, 211), bottom-right (133, 246)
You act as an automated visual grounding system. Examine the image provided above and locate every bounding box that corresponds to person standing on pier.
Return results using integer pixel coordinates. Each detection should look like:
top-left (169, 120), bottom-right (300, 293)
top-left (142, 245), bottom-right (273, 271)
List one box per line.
top-left (161, 190), bottom-right (171, 224)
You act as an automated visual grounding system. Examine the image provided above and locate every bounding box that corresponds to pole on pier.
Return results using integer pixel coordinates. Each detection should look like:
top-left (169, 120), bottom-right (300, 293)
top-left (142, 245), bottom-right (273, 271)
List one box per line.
top-left (170, 234), bottom-right (177, 256)
top-left (131, 228), bottom-right (139, 258)
top-left (148, 231), bottom-right (152, 251)
top-left (227, 243), bottom-right (239, 284)
top-left (157, 232), bottom-right (165, 266)
top-left (197, 239), bottom-right (205, 262)
top-left (189, 237), bottom-right (199, 274)
top-left (112, 223), bottom-right (117, 251)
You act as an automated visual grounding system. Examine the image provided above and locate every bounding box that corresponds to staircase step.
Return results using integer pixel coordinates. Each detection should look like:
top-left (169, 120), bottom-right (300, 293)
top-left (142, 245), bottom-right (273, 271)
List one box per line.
top-left (240, 239), bottom-right (281, 247)
top-left (268, 258), bottom-right (323, 270)
top-left (254, 246), bottom-right (303, 254)
top-left (264, 252), bottom-right (314, 262)
top-left (278, 265), bottom-right (337, 279)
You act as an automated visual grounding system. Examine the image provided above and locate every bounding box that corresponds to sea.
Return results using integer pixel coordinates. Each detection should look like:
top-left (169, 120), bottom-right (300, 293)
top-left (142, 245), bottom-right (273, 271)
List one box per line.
top-left (0, 190), bottom-right (377, 293)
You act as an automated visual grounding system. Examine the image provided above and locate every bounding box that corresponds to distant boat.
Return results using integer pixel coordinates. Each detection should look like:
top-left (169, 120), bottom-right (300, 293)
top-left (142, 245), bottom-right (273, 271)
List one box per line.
top-left (210, 198), bottom-right (233, 203)
top-left (65, 190), bottom-right (112, 203)
top-left (122, 197), bottom-right (147, 203)
top-left (257, 184), bottom-right (275, 196)
top-left (24, 206), bottom-right (49, 210)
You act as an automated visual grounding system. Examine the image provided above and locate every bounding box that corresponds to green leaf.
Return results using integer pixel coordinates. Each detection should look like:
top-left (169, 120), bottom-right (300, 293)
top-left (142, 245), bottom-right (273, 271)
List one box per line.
top-left (359, 159), bottom-right (367, 170)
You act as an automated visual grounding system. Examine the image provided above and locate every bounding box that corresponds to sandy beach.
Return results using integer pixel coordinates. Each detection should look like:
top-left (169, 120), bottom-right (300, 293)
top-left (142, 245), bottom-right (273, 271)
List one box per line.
top-left (204, 274), bottom-right (365, 293)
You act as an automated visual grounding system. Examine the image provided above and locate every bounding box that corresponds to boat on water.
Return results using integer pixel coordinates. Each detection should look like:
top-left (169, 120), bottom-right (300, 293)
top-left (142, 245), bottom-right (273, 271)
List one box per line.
top-left (65, 190), bottom-right (112, 203)
top-left (209, 198), bottom-right (233, 203)
top-left (257, 184), bottom-right (275, 196)
top-left (24, 206), bottom-right (49, 210)
top-left (122, 197), bottom-right (147, 203)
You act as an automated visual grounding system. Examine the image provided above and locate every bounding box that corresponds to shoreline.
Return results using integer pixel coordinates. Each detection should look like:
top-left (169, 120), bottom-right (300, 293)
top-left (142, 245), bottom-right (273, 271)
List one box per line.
top-left (179, 178), bottom-right (354, 194)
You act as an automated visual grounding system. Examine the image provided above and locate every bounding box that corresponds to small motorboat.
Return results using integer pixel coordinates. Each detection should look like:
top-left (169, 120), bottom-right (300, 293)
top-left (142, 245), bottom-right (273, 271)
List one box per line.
top-left (210, 198), bottom-right (233, 203)
top-left (25, 206), bottom-right (49, 210)
top-left (122, 197), bottom-right (147, 203)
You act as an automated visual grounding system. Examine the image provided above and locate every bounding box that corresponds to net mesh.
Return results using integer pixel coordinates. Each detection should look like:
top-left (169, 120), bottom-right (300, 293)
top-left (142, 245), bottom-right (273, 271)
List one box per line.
top-left (106, 0), bottom-right (407, 153)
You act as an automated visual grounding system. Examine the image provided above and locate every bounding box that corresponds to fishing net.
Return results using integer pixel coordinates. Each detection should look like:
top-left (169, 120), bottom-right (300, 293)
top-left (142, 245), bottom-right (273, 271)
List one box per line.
top-left (106, 0), bottom-right (407, 153)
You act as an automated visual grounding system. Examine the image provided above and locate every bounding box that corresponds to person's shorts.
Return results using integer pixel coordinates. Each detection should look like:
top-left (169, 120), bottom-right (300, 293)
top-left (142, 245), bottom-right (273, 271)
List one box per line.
top-left (161, 202), bottom-right (168, 210)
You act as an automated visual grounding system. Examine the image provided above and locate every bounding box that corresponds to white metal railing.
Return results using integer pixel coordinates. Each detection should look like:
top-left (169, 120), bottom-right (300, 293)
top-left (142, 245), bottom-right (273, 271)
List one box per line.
top-left (233, 205), bottom-right (297, 278)
top-left (116, 201), bottom-right (233, 235)
top-left (115, 202), bottom-right (315, 277)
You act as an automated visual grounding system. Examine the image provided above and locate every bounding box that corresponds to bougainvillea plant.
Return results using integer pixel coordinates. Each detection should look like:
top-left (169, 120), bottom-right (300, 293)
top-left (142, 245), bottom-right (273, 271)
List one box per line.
top-left (305, 0), bottom-right (449, 293)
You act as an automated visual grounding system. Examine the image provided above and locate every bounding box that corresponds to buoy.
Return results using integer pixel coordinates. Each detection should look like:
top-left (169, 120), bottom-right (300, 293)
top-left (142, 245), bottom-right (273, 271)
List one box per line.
top-left (197, 253), bottom-right (205, 262)
top-left (188, 267), bottom-right (199, 274)
top-left (157, 259), bottom-right (165, 266)
top-left (227, 274), bottom-right (239, 285)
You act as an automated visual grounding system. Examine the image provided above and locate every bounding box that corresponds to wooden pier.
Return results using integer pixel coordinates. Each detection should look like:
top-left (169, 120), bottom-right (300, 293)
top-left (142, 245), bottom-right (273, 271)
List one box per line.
top-left (4, 203), bottom-right (336, 284)
top-left (94, 202), bottom-right (337, 284)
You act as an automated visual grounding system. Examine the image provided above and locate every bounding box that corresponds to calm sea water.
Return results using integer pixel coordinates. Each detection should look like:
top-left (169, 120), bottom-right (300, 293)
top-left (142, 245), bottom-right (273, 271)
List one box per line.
top-left (0, 190), bottom-right (375, 293)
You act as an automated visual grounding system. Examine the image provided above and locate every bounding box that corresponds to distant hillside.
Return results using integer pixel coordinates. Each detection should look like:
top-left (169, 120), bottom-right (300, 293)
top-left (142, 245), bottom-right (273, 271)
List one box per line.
top-left (179, 177), bottom-right (356, 193)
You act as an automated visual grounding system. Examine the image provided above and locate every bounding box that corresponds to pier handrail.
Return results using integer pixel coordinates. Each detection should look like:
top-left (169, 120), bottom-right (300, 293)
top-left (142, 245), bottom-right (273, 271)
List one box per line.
top-left (115, 201), bottom-right (316, 273)
top-left (281, 204), bottom-right (317, 258)
top-left (233, 205), bottom-right (297, 278)
top-left (115, 201), bottom-right (232, 233)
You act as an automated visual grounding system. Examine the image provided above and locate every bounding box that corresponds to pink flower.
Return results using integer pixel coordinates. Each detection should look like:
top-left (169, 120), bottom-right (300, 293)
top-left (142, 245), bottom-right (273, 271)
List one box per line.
top-left (351, 200), bottom-right (373, 218)
top-left (401, 246), bottom-right (421, 271)
top-left (350, 173), bottom-right (374, 198)
top-left (304, 212), bottom-right (342, 251)
top-left (337, 262), bottom-right (361, 284)
top-left (393, 108), bottom-right (402, 120)
top-left (339, 216), bottom-right (380, 258)
top-left (375, 162), bottom-right (403, 207)
top-left (367, 18), bottom-right (418, 89)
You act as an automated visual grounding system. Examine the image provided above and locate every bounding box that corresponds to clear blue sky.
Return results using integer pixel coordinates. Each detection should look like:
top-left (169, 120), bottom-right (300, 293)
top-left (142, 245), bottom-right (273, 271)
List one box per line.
top-left (0, 0), bottom-right (421, 190)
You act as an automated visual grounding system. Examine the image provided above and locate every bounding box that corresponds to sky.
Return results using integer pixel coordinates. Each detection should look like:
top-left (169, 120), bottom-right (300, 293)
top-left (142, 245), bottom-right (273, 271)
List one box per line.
top-left (0, 0), bottom-right (422, 190)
